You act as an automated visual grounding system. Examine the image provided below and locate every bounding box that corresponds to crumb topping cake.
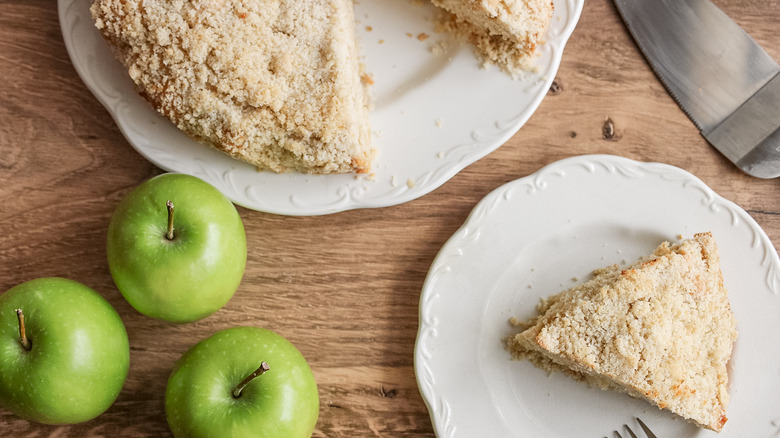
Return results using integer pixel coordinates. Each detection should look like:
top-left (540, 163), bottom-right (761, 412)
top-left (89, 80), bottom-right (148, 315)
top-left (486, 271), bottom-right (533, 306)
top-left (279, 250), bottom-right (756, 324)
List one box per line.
top-left (91, 0), bottom-right (374, 174)
top-left (432, 0), bottom-right (554, 75)
top-left (506, 232), bottom-right (737, 432)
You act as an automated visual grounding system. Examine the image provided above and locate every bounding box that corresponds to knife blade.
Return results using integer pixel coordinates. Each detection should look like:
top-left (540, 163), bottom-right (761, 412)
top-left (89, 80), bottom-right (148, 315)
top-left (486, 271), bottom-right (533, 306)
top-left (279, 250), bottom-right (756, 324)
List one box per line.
top-left (613, 0), bottom-right (780, 178)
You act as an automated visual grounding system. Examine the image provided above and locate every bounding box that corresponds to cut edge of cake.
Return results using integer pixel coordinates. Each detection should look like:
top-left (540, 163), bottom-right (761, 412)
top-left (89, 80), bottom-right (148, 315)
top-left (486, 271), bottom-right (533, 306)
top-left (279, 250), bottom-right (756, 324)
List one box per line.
top-left (505, 232), bottom-right (737, 432)
top-left (431, 0), bottom-right (554, 77)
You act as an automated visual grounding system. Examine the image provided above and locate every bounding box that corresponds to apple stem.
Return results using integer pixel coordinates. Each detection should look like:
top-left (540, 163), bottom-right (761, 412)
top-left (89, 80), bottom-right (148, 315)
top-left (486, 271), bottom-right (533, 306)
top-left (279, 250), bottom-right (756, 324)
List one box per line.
top-left (232, 362), bottom-right (270, 399)
top-left (15, 309), bottom-right (31, 350)
top-left (166, 200), bottom-right (175, 240)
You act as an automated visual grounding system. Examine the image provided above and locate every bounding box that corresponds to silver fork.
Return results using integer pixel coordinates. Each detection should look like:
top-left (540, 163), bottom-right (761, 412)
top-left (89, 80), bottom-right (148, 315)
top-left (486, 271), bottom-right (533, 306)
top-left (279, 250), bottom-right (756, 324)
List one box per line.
top-left (604, 418), bottom-right (657, 438)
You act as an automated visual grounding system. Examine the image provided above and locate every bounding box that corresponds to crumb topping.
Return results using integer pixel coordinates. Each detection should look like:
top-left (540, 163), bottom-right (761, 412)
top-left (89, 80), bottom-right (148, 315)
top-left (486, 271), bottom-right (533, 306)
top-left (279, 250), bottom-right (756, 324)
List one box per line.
top-left (91, 0), bottom-right (374, 174)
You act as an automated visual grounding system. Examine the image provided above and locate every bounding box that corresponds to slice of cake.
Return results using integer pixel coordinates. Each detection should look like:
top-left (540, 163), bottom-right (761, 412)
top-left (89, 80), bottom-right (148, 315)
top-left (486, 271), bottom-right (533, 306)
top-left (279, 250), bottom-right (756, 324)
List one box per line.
top-left (91, 0), bottom-right (373, 174)
top-left (431, 0), bottom-right (554, 75)
top-left (506, 232), bottom-right (737, 432)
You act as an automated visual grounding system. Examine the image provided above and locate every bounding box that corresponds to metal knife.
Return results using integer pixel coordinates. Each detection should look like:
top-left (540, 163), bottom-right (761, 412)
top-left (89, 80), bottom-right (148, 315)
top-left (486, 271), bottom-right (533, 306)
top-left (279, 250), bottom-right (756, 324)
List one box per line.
top-left (613, 0), bottom-right (780, 178)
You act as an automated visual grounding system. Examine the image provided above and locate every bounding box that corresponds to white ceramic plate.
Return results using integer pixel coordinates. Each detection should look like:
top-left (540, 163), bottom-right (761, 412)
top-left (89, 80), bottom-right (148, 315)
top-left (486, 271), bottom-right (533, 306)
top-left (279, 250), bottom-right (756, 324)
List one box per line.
top-left (58, 0), bottom-right (583, 215)
top-left (415, 155), bottom-right (780, 437)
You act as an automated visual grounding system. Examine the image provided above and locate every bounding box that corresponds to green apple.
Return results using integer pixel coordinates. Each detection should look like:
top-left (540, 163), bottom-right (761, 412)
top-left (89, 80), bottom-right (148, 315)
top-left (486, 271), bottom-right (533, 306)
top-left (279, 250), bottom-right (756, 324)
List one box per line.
top-left (165, 326), bottom-right (319, 438)
top-left (106, 173), bottom-right (247, 323)
top-left (0, 277), bottom-right (130, 424)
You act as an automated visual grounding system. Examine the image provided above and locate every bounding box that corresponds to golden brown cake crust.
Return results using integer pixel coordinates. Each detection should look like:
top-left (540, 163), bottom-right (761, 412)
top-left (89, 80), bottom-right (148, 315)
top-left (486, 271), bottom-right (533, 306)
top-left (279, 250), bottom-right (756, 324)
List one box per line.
top-left (506, 232), bottom-right (737, 432)
top-left (91, 0), bottom-right (373, 174)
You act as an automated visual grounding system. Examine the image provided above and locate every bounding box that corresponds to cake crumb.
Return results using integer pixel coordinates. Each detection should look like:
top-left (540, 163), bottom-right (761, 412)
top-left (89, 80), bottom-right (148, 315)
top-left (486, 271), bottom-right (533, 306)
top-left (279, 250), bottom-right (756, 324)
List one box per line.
top-left (417, 32), bottom-right (430, 41)
top-left (378, 39), bottom-right (385, 44)
top-left (361, 73), bottom-right (375, 86)
top-left (365, 26), bottom-right (373, 32)
top-left (435, 118), bottom-right (443, 127)
top-left (429, 40), bottom-right (449, 56)
top-left (406, 32), bottom-right (413, 37)
top-left (391, 175), bottom-right (398, 187)
top-left (406, 178), bottom-right (416, 189)
top-left (437, 151), bottom-right (444, 159)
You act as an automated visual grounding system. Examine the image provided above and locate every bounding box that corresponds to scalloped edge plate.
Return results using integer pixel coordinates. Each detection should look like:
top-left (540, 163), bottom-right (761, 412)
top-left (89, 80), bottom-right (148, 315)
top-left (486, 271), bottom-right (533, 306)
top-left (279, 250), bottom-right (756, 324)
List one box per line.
top-left (58, 0), bottom-right (583, 215)
top-left (415, 154), bottom-right (780, 437)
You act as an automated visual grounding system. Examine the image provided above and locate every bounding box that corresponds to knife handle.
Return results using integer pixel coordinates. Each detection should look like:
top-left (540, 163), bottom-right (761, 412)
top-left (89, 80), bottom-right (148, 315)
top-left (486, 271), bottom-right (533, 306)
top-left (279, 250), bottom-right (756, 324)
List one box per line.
top-left (704, 73), bottom-right (780, 179)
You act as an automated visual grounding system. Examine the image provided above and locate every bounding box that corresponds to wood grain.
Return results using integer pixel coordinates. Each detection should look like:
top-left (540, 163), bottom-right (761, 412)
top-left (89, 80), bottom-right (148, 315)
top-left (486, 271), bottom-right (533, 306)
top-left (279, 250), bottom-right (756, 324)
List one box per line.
top-left (1, 0), bottom-right (778, 436)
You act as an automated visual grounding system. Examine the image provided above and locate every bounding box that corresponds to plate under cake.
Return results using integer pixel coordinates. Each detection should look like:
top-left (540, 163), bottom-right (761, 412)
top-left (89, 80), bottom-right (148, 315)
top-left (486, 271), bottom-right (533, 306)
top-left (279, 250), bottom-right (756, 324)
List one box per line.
top-left (506, 232), bottom-right (738, 432)
top-left (91, 0), bottom-right (373, 174)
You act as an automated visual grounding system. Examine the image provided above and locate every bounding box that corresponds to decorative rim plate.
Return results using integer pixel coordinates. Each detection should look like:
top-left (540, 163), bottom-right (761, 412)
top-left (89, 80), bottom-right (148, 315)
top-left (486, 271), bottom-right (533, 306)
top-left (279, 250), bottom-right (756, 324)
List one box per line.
top-left (414, 154), bottom-right (780, 437)
top-left (58, 0), bottom-right (583, 215)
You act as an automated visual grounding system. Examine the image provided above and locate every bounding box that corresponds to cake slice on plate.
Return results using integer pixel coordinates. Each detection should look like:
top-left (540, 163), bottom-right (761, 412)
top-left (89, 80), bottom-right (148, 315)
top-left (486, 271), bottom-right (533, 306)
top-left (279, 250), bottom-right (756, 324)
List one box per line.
top-left (506, 232), bottom-right (737, 431)
top-left (91, 0), bottom-right (373, 174)
top-left (431, 0), bottom-right (554, 75)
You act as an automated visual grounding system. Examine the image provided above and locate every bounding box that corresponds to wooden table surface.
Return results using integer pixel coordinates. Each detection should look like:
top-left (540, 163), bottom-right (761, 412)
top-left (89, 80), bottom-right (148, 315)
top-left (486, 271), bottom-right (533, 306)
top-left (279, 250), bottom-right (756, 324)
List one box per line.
top-left (1, 0), bottom-right (778, 436)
